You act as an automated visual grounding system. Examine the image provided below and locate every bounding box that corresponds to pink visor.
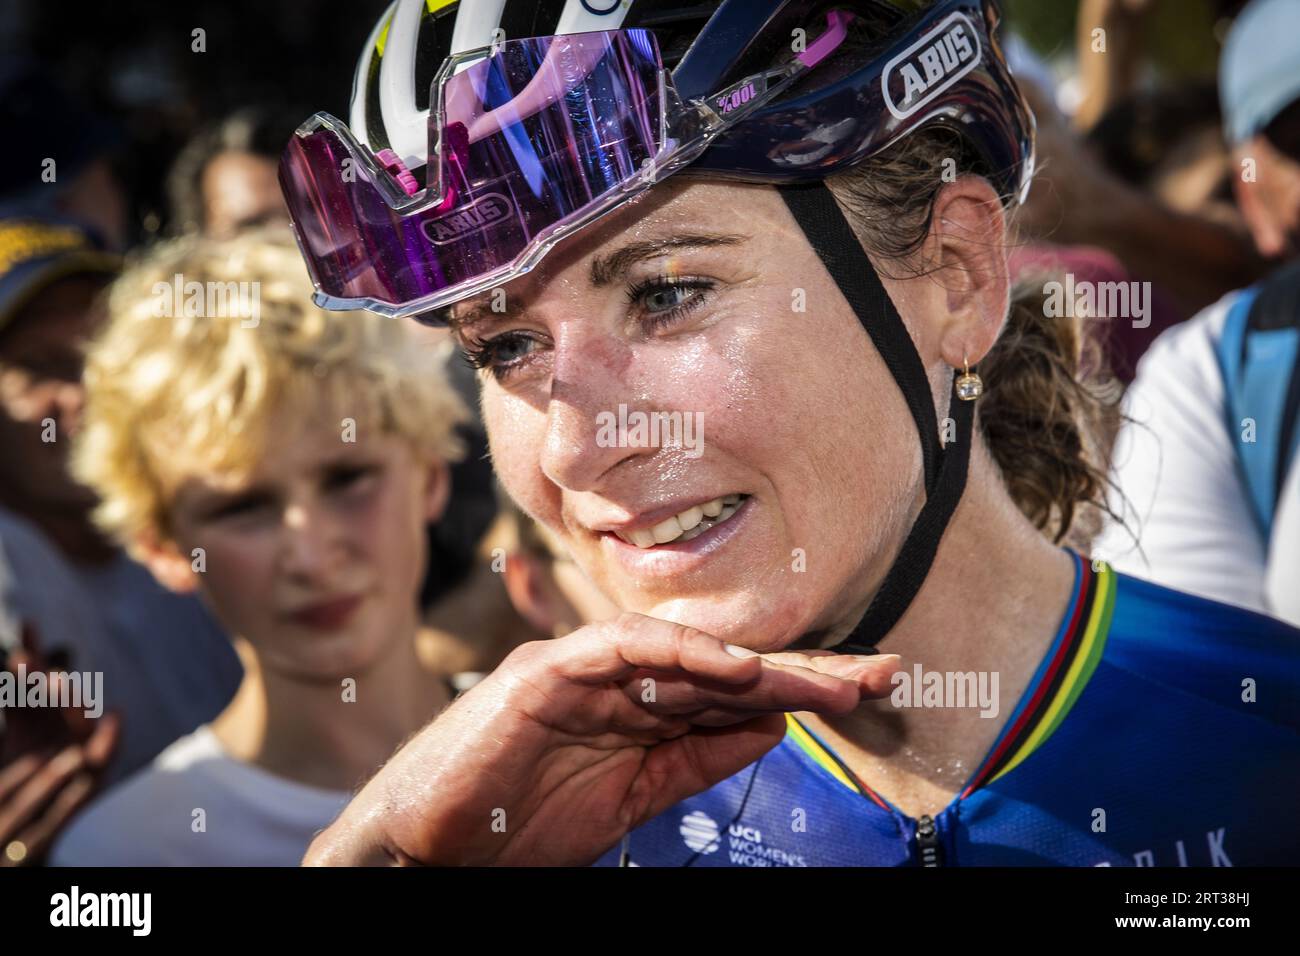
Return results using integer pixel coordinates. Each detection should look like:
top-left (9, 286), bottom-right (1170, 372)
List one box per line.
top-left (279, 19), bottom-right (850, 318)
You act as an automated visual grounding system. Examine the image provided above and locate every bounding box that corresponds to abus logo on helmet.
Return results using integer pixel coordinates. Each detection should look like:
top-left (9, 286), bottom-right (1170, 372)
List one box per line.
top-left (881, 12), bottom-right (982, 121)
top-left (423, 194), bottom-right (514, 245)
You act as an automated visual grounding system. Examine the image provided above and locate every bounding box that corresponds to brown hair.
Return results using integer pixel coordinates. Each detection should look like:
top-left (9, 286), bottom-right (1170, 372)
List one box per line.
top-left (826, 126), bottom-right (1121, 547)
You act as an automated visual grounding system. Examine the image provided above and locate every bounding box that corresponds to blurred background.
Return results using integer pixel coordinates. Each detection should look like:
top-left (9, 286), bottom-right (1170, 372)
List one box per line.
top-left (1, 0), bottom-right (387, 245)
top-left (0, 0), bottom-right (1249, 246)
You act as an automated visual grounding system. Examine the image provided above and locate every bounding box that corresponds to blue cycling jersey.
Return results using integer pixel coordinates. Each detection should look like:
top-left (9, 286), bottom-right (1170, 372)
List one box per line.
top-left (596, 553), bottom-right (1300, 866)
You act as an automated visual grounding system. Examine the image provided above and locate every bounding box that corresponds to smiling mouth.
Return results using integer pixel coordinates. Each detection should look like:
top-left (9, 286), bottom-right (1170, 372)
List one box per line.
top-left (612, 494), bottom-right (749, 549)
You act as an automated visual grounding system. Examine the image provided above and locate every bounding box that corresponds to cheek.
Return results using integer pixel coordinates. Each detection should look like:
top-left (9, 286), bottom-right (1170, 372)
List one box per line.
top-left (709, 286), bottom-right (912, 494)
top-left (717, 285), bottom-right (921, 581)
top-left (347, 474), bottom-right (429, 589)
top-left (183, 529), bottom-right (277, 628)
top-left (485, 388), bottom-right (558, 524)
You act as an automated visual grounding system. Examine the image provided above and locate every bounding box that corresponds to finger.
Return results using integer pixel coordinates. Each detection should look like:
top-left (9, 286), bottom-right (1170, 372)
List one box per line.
top-left (680, 706), bottom-right (786, 728)
top-left (10, 771), bottom-right (96, 865)
top-left (45, 671), bottom-right (91, 738)
top-left (2, 648), bottom-right (35, 675)
top-left (81, 714), bottom-right (121, 768)
top-left (0, 753), bottom-right (43, 805)
top-left (0, 745), bottom-right (85, 839)
top-left (56, 672), bottom-right (96, 740)
top-left (535, 613), bottom-right (763, 687)
top-left (757, 651), bottom-right (901, 698)
top-left (625, 655), bottom-right (871, 718)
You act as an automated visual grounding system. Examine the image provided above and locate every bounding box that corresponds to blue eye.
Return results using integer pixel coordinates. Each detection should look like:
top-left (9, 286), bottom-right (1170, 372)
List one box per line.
top-left (643, 284), bottom-right (693, 312)
top-left (461, 330), bottom-right (548, 382)
top-left (628, 276), bottom-right (714, 328)
top-left (490, 334), bottom-right (538, 364)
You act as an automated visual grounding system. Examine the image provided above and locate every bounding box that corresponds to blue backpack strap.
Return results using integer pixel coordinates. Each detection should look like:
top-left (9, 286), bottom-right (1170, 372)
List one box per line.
top-left (1216, 265), bottom-right (1300, 538)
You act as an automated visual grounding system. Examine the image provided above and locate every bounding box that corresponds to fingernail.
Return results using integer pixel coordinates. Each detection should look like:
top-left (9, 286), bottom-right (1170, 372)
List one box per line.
top-left (853, 654), bottom-right (901, 665)
top-left (724, 643), bottom-right (758, 658)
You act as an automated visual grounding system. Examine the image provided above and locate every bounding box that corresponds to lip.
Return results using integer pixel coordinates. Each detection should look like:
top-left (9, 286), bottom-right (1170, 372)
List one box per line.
top-left (285, 594), bottom-right (364, 630)
top-left (584, 492), bottom-right (747, 536)
top-left (599, 495), bottom-right (755, 579)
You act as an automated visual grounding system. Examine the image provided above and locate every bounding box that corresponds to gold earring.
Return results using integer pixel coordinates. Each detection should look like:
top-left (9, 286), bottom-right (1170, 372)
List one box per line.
top-left (955, 353), bottom-right (983, 401)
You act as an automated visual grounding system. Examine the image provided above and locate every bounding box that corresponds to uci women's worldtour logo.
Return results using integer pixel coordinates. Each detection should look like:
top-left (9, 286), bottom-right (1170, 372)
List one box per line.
top-left (423, 193), bottom-right (515, 245)
top-left (678, 810), bottom-right (808, 866)
top-left (881, 11), bottom-right (981, 120)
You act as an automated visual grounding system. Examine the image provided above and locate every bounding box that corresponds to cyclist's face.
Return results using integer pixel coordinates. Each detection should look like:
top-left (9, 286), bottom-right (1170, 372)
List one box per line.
top-left (451, 181), bottom-right (925, 650)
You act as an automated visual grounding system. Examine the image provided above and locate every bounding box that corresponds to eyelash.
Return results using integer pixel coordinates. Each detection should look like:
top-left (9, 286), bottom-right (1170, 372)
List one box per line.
top-left (325, 464), bottom-right (379, 492)
top-left (461, 276), bottom-right (715, 382)
top-left (209, 495), bottom-right (271, 522)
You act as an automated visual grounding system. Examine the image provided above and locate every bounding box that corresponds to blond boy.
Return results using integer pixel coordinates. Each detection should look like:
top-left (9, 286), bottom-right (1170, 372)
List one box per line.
top-left (51, 229), bottom-right (465, 865)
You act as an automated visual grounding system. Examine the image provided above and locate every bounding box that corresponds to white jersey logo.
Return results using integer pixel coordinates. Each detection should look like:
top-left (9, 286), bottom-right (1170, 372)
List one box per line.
top-left (881, 12), bottom-right (982, 121)
top-left (679, 810), bottom-right (722, 854)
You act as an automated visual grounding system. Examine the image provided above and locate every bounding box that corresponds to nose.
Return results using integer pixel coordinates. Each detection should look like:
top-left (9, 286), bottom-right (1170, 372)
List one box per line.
top-left (539, 330), bottom-right (652, 493)
top-left (279, 496), bottom-right (343, 583)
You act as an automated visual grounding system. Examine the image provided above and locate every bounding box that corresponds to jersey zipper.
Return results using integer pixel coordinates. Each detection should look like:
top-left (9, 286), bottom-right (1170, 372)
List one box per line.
top-left (913, 814), bottom-right (945, 866)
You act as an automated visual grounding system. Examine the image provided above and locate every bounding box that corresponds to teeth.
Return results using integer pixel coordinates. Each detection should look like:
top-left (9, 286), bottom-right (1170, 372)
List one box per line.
top-left (614, 495), bottom-right (746, 549)
top-left (651, 515), bottom-right (683, 544)
top-left (678, 506), bottom-right (704, 531)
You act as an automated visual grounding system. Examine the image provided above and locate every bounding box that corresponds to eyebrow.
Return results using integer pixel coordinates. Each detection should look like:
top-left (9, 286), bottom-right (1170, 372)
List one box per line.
top-left (588, 232), bottom-right (745, 286)
top-left (447, 232), bottom-right (747, 339)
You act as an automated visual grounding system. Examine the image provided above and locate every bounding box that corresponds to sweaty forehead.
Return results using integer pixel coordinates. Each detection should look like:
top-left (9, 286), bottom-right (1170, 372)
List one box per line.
top-left (552, 179), bottom-right (788, 270)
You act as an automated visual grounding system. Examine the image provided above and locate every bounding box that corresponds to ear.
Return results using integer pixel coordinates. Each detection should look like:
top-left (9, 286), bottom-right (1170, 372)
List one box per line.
top-left (924, 177), bottom-right (1011, 370)
top-left (421, 459), bottom-right (452, 523)
top-left (133, 532), bottom-right (200, 594)
top-left (502, 552), bottom-right (560, 636)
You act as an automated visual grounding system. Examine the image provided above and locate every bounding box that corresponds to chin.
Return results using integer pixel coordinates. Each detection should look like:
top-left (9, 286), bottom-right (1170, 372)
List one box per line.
top-left (263, 626), bottom-right (400, 683)
top-left (642, 591), bottom-right (806, 653)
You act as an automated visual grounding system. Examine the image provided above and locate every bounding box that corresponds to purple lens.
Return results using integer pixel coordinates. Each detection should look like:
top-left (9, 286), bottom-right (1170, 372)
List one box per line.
top-left (280, 30), bottom-right (664, 316)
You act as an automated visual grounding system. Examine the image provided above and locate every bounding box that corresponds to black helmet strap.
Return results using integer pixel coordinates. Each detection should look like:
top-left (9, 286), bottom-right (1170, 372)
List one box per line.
top-left (777, 181), bottom-right (974, 653)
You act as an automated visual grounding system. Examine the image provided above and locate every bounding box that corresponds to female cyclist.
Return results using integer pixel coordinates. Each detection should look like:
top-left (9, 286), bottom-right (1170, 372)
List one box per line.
top-left (279, 0), bottom-right (1300, 866)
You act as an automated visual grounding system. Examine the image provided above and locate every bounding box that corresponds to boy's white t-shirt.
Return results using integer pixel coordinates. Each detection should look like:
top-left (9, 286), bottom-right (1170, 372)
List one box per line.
top-left (49, 725), bottom-right (352, 866)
